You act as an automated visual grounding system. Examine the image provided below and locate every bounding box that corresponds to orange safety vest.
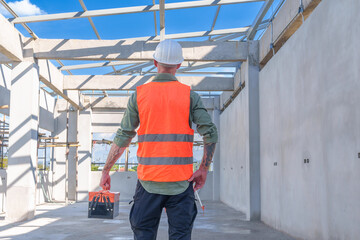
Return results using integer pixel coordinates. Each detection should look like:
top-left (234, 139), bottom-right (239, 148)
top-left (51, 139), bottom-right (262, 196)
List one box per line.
top-left (136, 81), bottom-right (194, 182)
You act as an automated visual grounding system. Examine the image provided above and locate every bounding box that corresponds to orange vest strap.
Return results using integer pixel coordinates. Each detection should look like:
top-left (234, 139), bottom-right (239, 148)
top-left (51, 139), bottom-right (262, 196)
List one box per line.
top-left (137, 157), bottom-right (193, 165)
top-left (138, 134), bottom-right (194, 143)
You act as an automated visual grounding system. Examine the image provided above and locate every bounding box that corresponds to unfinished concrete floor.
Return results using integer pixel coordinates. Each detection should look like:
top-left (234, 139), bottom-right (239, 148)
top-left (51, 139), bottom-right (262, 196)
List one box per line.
top-left (0, 201), bottom-right (294, 240)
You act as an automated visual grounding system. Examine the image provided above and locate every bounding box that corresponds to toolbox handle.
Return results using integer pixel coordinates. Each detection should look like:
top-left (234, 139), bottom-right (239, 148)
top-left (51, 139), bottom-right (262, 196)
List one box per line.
top-left (106, 196), bottom-right (112, 212)
top-left (92, 195), bottom-right (101, 210)
top-left (103, 196), bottom-right (110, 211)
top-left (89, 196), bottom-right (97, 210)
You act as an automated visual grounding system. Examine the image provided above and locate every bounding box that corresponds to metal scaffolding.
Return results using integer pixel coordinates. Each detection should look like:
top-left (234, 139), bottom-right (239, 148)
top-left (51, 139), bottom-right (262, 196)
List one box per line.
top-left (0, 115), bottom-right (8, 169)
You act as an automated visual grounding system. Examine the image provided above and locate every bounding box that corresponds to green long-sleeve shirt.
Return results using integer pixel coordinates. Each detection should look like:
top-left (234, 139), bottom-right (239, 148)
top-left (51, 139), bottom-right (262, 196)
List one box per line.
top-left (113, 73), bottom-right (218, 195)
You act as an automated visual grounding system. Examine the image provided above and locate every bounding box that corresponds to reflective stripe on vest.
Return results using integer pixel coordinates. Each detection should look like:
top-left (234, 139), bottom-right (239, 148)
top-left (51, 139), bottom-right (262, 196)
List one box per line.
top-left (136, 81), bottom-right (194, 182)
top-left (137, 157), bottom-right (193, 165)
top-left (138, 134), bottom-right (194, 143)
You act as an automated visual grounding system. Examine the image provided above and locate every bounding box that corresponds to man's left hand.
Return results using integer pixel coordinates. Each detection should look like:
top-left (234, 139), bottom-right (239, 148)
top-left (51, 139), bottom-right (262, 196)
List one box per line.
top-left (188, 168), bottom-right (207, 191)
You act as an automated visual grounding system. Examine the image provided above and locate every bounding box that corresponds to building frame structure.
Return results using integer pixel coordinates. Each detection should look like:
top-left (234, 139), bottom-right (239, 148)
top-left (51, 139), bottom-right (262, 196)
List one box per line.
top-left (0, 0), bottom-right (321, 224)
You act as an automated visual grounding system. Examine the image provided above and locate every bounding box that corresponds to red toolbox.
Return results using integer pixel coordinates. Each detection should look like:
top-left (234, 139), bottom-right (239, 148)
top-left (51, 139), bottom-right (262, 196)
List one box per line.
top-left (88, 190), bottom-right (120, 219)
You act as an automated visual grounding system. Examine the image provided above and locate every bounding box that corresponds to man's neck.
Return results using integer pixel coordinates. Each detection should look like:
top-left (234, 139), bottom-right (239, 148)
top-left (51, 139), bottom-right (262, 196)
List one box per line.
top-left (157, 70), bottom-right (176, 76)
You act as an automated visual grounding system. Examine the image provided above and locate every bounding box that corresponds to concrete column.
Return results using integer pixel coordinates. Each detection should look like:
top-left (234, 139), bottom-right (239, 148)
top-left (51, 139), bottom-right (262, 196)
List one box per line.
top-left (67, 110), bottom-right (78, 201)
top-left (52, 103), bottom-right (67, 202)
top-left (52, 100), bottom-right (78, 202)
top-left (212, 97), bottom-right (221, 201)
top-left (0, 169), bottom-right (6, 213)
top-left (245, 41), bottom-right (261, 220)
top-left (64, 109), bottom-right (78, 202)
top-left (65, 90), bottom-right (79, 201)
top-left (77, 109), bottom-right (92, 201)
top-left (6, 62), bottom-right (39, 221)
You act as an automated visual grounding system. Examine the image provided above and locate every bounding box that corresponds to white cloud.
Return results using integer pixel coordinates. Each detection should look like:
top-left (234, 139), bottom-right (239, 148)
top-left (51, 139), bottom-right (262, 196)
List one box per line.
top-left (0, 0), bottom-right (46, 17)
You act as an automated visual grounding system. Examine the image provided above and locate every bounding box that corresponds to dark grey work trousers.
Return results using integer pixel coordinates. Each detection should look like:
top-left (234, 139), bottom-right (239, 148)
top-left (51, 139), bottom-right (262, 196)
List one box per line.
top-left (129, 181), bottom-right (198, 240)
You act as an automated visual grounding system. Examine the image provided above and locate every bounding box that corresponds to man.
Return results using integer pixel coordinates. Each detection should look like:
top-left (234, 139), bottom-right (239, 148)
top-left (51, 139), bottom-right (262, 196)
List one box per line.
top-left (100, 39), bottom-right (218, 240)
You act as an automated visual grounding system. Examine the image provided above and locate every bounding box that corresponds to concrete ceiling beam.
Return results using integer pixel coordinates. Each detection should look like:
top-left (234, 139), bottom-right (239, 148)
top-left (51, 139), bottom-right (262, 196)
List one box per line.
top-left (59, 60), bottom-right (148, 71)
top-left (63, 75), bottom-right (234, 91)
top-left (59, 60), bottom-right (238, 71)
top-left (0, 14), bottom-right (23, 62)
top-left (71, 26), bottom-right (250, 42)
top-left (37, 59), bottom-right (82, 109)
top-left (33, 39), bottom-right (248, 62)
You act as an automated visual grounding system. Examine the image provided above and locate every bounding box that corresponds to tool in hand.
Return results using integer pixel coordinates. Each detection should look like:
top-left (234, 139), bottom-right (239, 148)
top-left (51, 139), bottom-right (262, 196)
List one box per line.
top-left (195, 190), bottom-right (205, 213)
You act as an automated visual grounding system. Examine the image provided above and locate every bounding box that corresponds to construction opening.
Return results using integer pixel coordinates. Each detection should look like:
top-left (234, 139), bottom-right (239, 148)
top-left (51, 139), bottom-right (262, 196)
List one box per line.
top-left (0, 0), bottom-right (359, 239)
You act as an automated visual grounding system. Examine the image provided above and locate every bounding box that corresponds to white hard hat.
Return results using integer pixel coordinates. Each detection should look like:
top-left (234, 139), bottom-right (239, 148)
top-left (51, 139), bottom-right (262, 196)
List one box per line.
top-left (153, 39), bottom-right (184, 65)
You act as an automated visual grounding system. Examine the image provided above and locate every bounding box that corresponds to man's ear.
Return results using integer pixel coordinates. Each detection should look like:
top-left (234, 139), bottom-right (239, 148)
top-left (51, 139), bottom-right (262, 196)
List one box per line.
top-left (176, 63), bottom-right (181, 69)
top-left (154, 60), bottom-right (158, 67)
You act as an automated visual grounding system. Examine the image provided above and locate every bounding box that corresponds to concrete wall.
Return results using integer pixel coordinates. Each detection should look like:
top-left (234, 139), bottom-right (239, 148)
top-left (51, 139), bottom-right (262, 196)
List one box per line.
top-left (220, 84), bottom-right (249, 213)
top-left (90, 171), bottom-right (214, 201)
top-left (212, 107), bottom-right (221, 201)
top-left (92, 109), bottom-right (124, 133)
top-left (259, 0), bottom-right (360, 239)
top-left (1, 64), bottom-right (55, 121)
top-left (0, 169), bottom-right (54, 209)
top-left (219, 42), bottom-right (261, 221)
top-left (77, 109), bottom-right (92, 201)
top-left (52, 108), bottom-right (67, 202)
top-left (39, 90), bottom-right (55, 132)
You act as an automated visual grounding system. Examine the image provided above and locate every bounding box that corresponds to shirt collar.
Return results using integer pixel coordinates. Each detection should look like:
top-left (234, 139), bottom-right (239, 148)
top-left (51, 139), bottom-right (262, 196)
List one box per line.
top-left (152, 73), bottom-right (178, 82)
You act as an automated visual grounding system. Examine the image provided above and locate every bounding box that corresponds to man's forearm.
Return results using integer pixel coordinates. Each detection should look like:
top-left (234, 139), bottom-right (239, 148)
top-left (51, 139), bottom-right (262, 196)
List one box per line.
top-left (200, 142), bottom-right (216, 171)
top-left (103, 143), bottom-right (127, 173)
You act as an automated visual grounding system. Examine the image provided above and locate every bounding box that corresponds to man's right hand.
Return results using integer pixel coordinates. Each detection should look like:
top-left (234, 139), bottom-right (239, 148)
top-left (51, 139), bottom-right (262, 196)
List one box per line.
top-left (100, 171), bottom-right (111, 190)
top-left (99, 144), bottom-right (127, 190)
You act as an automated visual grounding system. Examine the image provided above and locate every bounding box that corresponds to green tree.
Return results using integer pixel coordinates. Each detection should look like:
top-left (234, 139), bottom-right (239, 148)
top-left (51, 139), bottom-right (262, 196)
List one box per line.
top-left (131, 165), bottom-right (138, 172)
top-left (91, 164), bottom-right (100, 171)
top-left (0, 157), bottom-right (8, 169)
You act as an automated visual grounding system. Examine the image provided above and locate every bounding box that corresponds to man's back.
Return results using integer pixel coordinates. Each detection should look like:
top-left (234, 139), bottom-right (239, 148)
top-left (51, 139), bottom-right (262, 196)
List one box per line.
top-left (136, 80), bottom-right (194, 182)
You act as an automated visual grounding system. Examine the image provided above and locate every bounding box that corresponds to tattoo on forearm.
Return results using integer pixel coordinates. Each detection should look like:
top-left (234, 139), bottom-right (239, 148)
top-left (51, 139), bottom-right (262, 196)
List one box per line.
top-left (200, 143), bottom-right (216, 170)
top-left (103, 144), bottom-right (126, 173)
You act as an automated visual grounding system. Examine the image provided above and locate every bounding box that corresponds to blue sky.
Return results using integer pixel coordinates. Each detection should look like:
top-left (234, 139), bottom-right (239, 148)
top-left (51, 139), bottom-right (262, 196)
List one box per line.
top-left (0, 0), bottom-right (285, 43)
top-left (1, 0), bottom-right (265, 39)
